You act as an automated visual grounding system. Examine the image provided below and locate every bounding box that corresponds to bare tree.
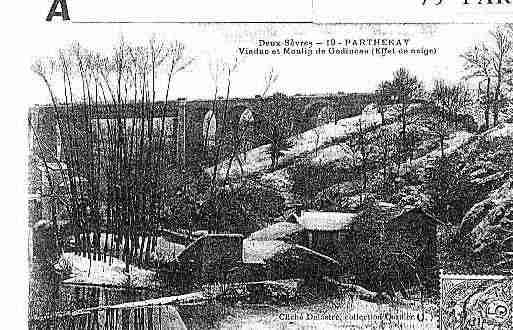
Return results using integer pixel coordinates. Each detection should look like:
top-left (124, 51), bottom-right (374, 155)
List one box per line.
top-left (200, 56), bottom-right (244, 233)
top-left (262, 97), bottom-right (294, 170)
top-left (387, 68), bottom-right (424, 161)
top-left (311, 126), bottom-right (322, 158)
top-left (32, 37), bottom-right (192, 272)
top-left (256, 69), bottom-right (294, 171)
top-left (211, 57), bottom-right (243, 185)
top-left (463, 26), bottom-right (513, 129)
top-left (261, 67), bottom-right (279, 97)
top-left (354, 118), bottom-right (374, 204)
top-left (425, 80), bottom-right (473, 158)
top-left (490, 26), bottom-right (513, 126)
top-left (462, 44), bottom-right (493, 129)
top-left (375, 81), bottom-right (392, 125)
top-left (374, 127), bottom-right (395, 196)
top-left (338, 118), bottom-right (374, 205)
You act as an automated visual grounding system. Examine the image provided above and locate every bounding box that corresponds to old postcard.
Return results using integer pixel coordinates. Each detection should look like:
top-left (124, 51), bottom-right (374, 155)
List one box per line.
top-left (17, 1), bottom-right (513, 329)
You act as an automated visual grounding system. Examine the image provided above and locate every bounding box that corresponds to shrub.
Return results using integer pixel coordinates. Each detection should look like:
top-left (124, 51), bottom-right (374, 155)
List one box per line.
top-left (199, 183), bottom-right (285, 236)
top-left (288, 158), bottom-right (351, 201)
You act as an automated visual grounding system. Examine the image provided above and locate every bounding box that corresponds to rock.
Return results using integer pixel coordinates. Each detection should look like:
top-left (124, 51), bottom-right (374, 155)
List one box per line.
top-left (468, 167), bottom-right (507, 191)
top-left (460, 178), bottom-right (513, 255)
top-left (244, 279), bottom-right (300, 303)
top-left (447, 124), bottom-right (513, 238)
top-left (459, 199), bottom-right (496, 237)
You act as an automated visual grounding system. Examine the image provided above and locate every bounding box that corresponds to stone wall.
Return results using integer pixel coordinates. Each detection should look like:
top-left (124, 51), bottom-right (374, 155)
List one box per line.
top-left (174, 234), bottom-right (244, 286)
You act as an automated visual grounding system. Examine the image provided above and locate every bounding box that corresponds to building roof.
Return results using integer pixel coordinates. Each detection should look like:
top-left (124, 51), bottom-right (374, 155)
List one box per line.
top-left (243, 239), bottom-right (292, 264)
top-left (242, 239), bottom-right (340, 271)
top-left (376, 201), bottom-right (396, 210)
top-left (248, 221), bottom-right (304, 241)
top-left (389, 206), bottom-right (445, 227)
top-left (297, 211), bottom-right (357, 231)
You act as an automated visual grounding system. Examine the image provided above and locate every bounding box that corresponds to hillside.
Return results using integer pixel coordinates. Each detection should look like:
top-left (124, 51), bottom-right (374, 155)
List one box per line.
top-left (206, 109), bottom-right (386, 179)
top-left (206, 100), bottom-right (513, 276)
top-left (208, 102), bottom-right (473, 205)
top-left (439, 123), bottom-right (513, 274)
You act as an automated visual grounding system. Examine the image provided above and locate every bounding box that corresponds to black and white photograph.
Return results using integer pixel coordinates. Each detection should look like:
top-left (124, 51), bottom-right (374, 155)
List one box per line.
top-left (21, 22), bottom-right (513, 329)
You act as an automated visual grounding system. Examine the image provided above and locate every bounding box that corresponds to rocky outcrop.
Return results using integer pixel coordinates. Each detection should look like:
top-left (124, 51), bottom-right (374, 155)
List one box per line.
top-left (457, 124), bottom-right (513, 249)
top-left (460, 178), bottom-right (513, 255)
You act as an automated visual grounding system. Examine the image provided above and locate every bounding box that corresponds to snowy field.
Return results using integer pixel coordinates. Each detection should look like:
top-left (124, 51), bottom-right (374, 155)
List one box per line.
top-left (57, 253), bottom-right (158, 288)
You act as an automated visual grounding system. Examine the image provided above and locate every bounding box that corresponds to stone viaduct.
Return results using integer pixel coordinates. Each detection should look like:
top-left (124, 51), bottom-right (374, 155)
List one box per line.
top-left (29, 92), bottom-right (375, 168)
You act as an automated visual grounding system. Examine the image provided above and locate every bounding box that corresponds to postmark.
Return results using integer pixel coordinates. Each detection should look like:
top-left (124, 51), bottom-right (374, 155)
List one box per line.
top-left (440, 274), bottom-right (513, 330)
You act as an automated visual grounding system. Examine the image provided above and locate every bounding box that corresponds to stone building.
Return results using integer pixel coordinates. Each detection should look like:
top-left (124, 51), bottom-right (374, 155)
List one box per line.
top-left (164, 233), bottom-right (341, 287)
top-left (169, 234), bottom-right (243, 286)
top-left (294, 211), bottom-right (357, 256)
top-left (249, 210), bottom-right (357, 258)
top-left (383, 206), bottom-right (442, 280)
top-left (350, 204), bottom-right (442, 293)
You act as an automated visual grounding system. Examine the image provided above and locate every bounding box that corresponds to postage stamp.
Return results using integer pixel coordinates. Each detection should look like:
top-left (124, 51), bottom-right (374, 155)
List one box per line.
top-left (440, 274), bottom-right (513, 330)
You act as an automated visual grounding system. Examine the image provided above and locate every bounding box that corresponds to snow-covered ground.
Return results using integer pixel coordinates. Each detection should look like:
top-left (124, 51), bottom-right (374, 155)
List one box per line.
top-left (310, 144), bottom-right (353, 165)
top-left (486, 122), bottom-right (513, 139)
top-left (402, 130), bottom-right (474, 177)
top-left (207, 111), bottom-right (386, 179)
top-left (56, 253), bottom-right (159, 288)
top-left (206, 110), bottom-right (388, 204)
top-left (207, 103), bottom-right (479, 213)
top-left (259, 129), bottom-right (475, 207)
top-left (206, 104), bottom-right (441, 201)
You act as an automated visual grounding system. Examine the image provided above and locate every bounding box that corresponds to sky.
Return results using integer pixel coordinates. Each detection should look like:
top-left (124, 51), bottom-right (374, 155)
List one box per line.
top-left (28, 23), bottom-right (499, 105)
